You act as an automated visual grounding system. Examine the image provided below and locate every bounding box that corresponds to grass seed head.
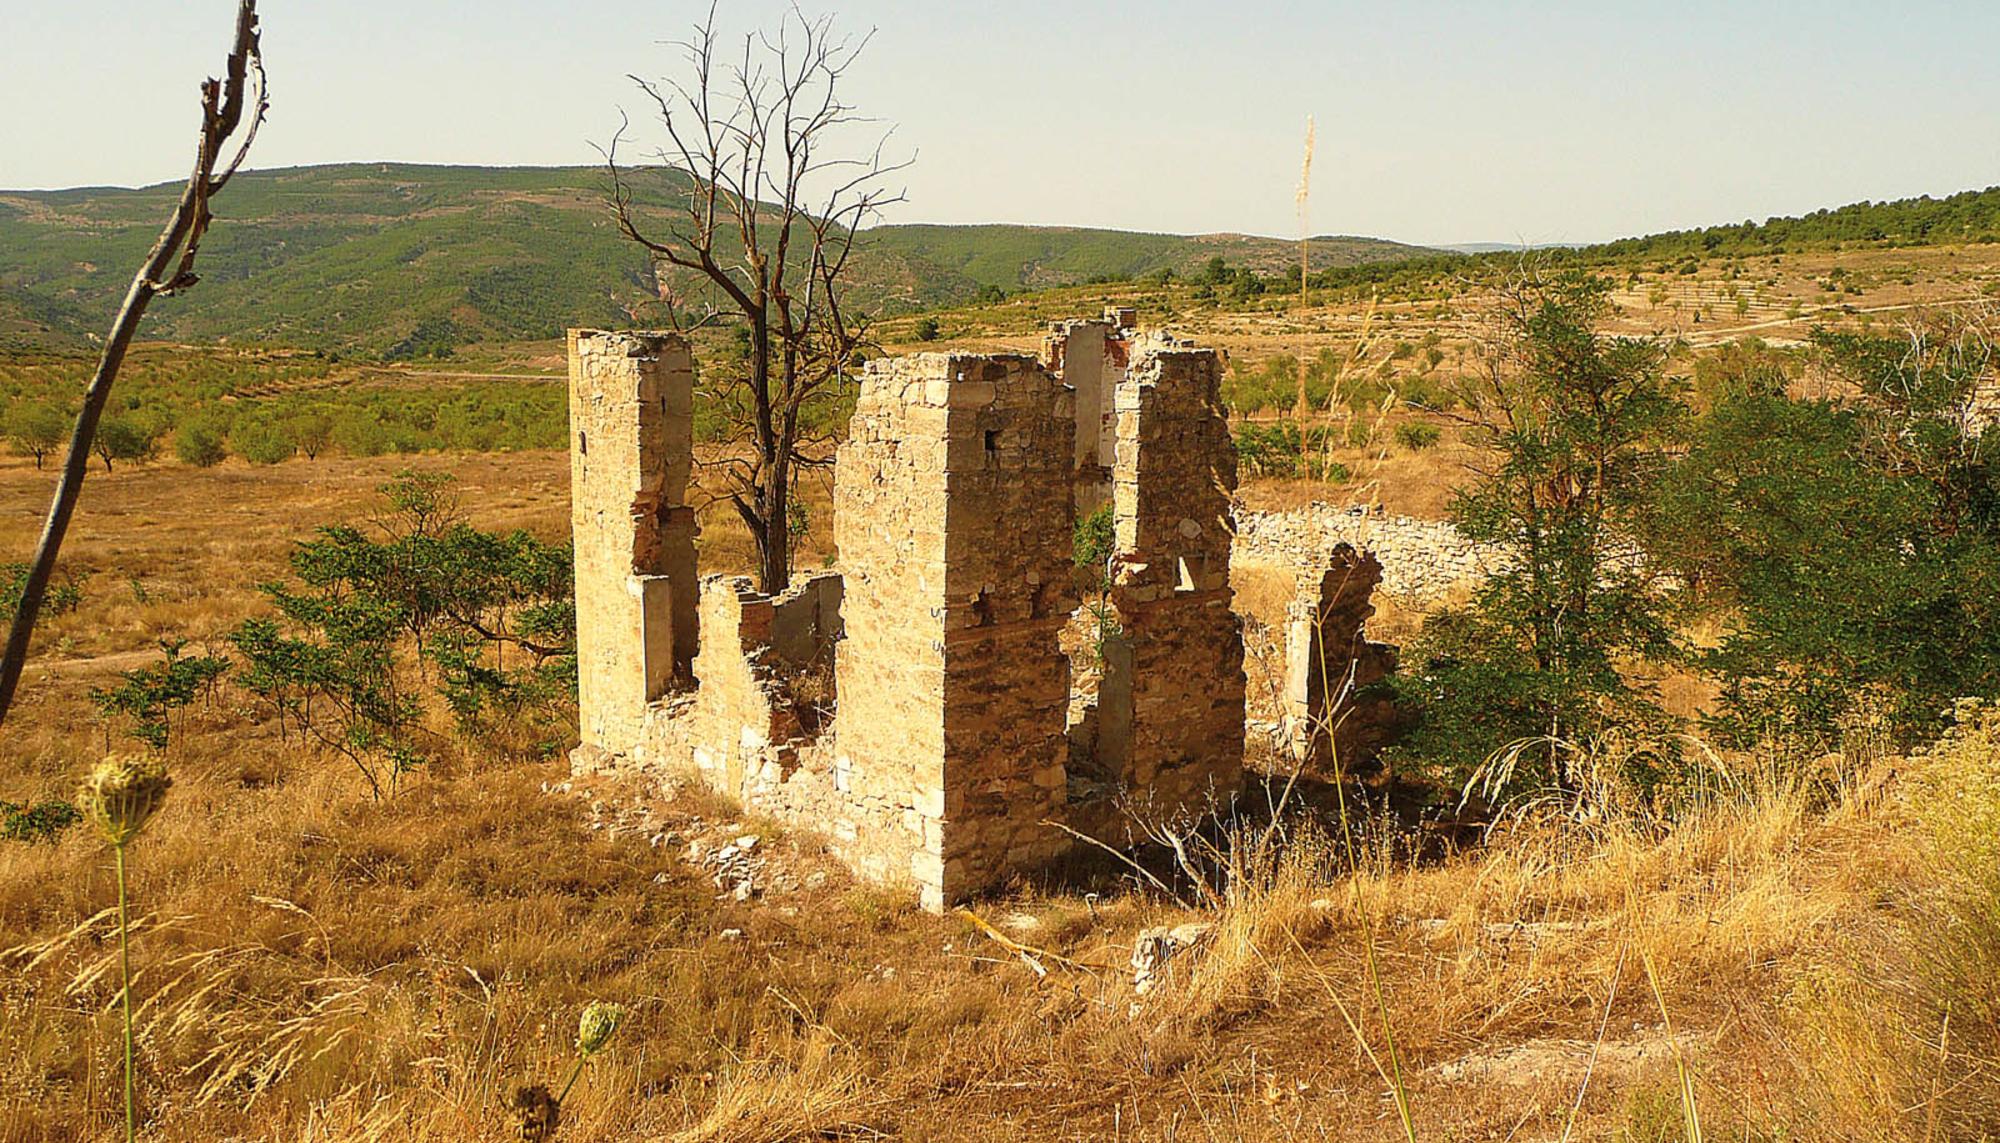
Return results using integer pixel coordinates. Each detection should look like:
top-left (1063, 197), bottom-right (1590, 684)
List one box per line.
top-left (78, 754), bottom-right (171, 848)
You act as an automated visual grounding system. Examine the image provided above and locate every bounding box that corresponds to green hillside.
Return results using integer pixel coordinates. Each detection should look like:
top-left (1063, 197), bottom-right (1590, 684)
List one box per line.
top-left (863, 224), bottom-right (1429, 291)
top-left (0, 163), bottom-right (1428, 355)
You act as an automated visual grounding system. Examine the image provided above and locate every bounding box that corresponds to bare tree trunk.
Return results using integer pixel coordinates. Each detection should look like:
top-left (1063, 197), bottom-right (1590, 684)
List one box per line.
top-left (0, 2), bottom-right (265, 726)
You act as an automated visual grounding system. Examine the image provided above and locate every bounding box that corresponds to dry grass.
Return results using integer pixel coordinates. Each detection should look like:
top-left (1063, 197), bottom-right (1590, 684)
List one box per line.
top-left (0, 450), bottom-right (1991, 1140)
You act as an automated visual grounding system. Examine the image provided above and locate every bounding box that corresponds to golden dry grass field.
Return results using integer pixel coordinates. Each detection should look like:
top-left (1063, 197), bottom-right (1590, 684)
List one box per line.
top-left (5, 242), bottom-right (2000, 1141)
top-left (0, 431), bottom-right (1992, 1140)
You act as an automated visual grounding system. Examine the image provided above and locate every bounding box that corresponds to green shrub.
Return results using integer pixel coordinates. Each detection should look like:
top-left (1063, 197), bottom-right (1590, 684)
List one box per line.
top-left (0, 561), bottom-right (84, 620)
top-left (174, 420), bottom-right (228, 467)
top-left (1393, 422), bottom-right (1441, 451)
top-left (1072, 503), bottom-right (1115, 594)
top-left (1, 799), bottom-right (82, 844)
top-left (230, 416), bottom-right (296, 465)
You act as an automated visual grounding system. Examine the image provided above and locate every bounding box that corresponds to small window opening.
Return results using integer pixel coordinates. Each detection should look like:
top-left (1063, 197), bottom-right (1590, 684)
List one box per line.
top-left (1176, 557), bottom-right (1197, 593)
top-left (983, 429), bottom-right (1000, 454)
top-left (577, 430), bottom-right (588, 455)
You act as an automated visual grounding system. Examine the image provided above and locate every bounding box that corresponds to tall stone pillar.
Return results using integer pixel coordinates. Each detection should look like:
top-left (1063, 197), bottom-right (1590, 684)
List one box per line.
top-left (833, 353), bottom-right (1077, 911)
top-left (1099, 344), bottom-right (1245, 811)
top-left (568, 329), bottom-right (697, 758)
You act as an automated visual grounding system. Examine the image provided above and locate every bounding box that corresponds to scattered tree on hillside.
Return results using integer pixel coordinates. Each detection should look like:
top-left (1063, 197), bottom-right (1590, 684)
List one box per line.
top-left (5, 403), bottom-right (66, 469)
top-left (0, 0), bottom-right (267, 724)
top-left (604, 2), bottom-right (908, 593)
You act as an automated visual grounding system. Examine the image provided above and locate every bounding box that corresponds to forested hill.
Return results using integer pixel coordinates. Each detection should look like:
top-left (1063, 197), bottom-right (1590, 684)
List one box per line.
top-left (0, 163), bottom-right (1427, 355)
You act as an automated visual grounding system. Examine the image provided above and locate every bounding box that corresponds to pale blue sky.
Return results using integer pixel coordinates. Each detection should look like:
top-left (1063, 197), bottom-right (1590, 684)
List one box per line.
top-left (5, 2), bottom-right (1999, 246)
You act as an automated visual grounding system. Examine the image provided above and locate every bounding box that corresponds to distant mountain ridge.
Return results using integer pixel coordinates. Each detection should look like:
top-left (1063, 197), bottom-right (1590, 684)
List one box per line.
top-left (11, 164), bottom-right (2000, 356)
top-left (0, 163), bottom-right (1431, 354)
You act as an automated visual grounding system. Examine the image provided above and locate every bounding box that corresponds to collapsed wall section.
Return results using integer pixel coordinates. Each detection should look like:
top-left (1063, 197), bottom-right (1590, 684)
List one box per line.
top-left (834, 353), bottom-right (1078, 910)
top-left (568, 330), bottom-right (697, 757)
top-left (1283, 545), bottom-right (1399, 771)
top-left (1098, 344), bottom-right (1247, 811)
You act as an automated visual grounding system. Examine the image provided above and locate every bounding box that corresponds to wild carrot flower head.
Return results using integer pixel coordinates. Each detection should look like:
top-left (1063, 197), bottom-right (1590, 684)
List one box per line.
top-left (78, 754), bottom-right (171, 848)
top-left (576, 1001), bottom-right (625, 1058)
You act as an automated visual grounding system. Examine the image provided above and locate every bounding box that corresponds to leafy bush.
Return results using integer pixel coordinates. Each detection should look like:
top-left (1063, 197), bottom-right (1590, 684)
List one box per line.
top-left (1072, 503), bottom-right (1115, 594)
top-left (174, 420), bottom-right (227, 468)
top-left (230, 415), bottom-right (296, 464)
top-left (1640, 317), bottom-right (2000, 752)
top-left (1392, 422), bottom-right (1441, 451)
top-left (233, 471), bottom-right (576, 796)
top-left (0, 561), bottom-right (84, 621)
top-left (0, 799), bottom-right (81, 844)
top-left (913, 317), bottom-right (940, 342)
top-left (1231, 421), bottom-right (1349, 481)
top-left (90, 639), bottom-right (232, 750)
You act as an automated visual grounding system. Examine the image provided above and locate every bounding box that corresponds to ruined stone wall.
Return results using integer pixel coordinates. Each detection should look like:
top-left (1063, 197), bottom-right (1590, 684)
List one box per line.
top-left (834, 353), bottom-right (1078, 909)
top-left (1099, 345), bottom-right (1246, 811)
top-left (1283, 545), bottom-right (1399, 772)
top-left (571, 326), bottom-right (1263, 912)
top-left (568, 330), bottom-right (697, 757)
top-left (1044, 319), bottom-right (1120, 511)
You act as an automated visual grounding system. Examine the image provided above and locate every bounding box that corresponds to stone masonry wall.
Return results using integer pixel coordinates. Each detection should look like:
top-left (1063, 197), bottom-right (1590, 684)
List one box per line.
top-left (1099, 344), bottom-right (1246, 812)
top-left (569, 330), bottom-right (697, 757)
top-left (571, 327), bottom-right (1280, 912)
top-left (834, 353), bottom-right (1078, 910)
top-left (1283, 545), bottom-right (1399, 772)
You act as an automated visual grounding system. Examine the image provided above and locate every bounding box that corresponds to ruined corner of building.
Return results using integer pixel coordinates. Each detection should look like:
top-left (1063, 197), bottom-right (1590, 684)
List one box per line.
top-left (566, 314), bottom-right (1389, 913)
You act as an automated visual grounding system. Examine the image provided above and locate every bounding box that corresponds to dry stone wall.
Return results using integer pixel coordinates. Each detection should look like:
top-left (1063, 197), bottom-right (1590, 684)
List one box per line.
top-left (568, 330), bottom-right (697, 757)
top-left (1099, 345), bottom-right (1246, 813)
top-left (570, 324), bottom-right (1344, 913)
top-left (1233, 501), bottom-right (1505, 605)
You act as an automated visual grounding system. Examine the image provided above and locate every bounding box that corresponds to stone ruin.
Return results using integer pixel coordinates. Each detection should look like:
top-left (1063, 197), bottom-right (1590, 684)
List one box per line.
top-left (568, 313), bottom-right (1387, 911)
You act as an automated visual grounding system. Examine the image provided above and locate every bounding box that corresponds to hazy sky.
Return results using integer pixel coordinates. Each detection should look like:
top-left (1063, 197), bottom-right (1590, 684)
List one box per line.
top-left (6, 1), bottom-right (2000, 246)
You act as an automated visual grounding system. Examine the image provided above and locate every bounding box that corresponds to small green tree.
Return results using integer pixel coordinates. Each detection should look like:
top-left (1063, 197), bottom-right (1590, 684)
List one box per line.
top-left (93, 418), bottom-right (156, 472)
top-left (90, 639), bottom-right (232, 751)
top-left (913, 316), bottom-right (941, 342)
top-left (6, 402), bottom-right (68, 469)
top-left (1643, 313), bottom-right (2000, 751)
top-left (1389, 272), bottom-right (1685, 795)
top-left (287, 409), bottom-right (334, 460)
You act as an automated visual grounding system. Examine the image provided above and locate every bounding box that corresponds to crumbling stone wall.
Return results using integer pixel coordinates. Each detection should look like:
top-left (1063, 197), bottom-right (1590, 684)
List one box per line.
top-left (1044, 314), bottom-right (1126, 512)
top-left (1283, 544), bottom-right (1399, 771)
top-left (569, 330), bottom-right (697, 757)
top-left (1097, 344), bottom-right (1247, 811)
top-left (569, 324), bottom-right (1331, 912)
top-left (834, 353), bottom-right (1079, 910)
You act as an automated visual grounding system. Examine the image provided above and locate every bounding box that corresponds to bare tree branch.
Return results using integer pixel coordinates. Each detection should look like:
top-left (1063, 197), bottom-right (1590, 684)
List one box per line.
top-left (0, 1), bottom-right (268, 724)
top-left (600, 2), bottom-right (905, 592)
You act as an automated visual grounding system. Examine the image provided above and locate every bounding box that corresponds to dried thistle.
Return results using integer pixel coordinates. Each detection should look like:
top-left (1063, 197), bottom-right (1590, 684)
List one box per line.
top-left (508, 1082), bottom-right (560, 1142)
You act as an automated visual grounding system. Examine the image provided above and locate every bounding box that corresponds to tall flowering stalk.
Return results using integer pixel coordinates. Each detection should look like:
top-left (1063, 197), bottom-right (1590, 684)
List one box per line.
top-left (78, 754), bottom-right (172, 1143)
top-left (511, 1001), bottom-right (625, 1141)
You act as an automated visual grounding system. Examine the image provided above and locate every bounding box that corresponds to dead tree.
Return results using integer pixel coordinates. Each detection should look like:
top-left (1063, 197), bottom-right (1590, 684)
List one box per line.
top-left (606, 3), bottom-right (907, 594)
top-left (0, 1), bottom-right (267, 726)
